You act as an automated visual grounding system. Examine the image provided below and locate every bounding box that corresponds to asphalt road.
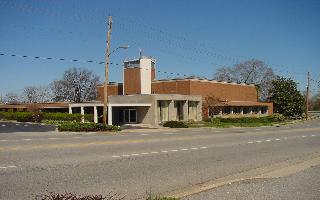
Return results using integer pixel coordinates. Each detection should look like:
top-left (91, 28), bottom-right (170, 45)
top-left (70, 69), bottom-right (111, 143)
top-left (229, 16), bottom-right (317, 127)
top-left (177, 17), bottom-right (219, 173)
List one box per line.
top-left (0, 120), bottom-right (320, 200)
top-left (0, 121), bottom-right (56, 133)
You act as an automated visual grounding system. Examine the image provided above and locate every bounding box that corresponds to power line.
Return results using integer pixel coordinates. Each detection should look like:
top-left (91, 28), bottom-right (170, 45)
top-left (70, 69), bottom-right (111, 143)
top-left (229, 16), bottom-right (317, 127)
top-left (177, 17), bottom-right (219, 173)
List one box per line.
top-left (0, 51), bottom-right (199, 79)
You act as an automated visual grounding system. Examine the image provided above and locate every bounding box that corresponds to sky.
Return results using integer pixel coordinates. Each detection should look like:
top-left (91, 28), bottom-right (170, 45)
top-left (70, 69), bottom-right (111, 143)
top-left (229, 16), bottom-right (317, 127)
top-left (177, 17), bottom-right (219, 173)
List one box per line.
top-left (0, 0), bottom-right (319, 97)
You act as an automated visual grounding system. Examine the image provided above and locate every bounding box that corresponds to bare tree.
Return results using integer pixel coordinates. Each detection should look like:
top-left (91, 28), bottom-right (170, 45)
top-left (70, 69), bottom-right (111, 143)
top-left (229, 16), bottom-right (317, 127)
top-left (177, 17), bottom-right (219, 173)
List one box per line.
top-left (51, 68), bottom-right (100, 103)
top-left (214, 59), bottom-right (277, 100)
top-left (213, 67), bottom-right (235, 82)
top-left (23, 86), bottom-right (52, 103)
top-left (203, 95), bottom-right (227, 117)
top-left (4, 92), bottom-right (21, 104)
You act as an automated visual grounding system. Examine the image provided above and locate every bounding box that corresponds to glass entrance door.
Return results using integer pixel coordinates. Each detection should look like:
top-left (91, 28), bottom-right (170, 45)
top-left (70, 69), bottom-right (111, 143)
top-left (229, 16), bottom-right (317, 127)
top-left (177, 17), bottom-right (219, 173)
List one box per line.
top-left (123, 109), bottom-right (137, 123)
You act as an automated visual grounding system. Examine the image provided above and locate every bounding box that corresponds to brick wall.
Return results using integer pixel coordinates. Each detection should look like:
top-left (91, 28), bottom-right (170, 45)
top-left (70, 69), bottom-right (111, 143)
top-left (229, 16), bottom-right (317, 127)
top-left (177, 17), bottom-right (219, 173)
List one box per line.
top-left (124, 67), bottom-right (141, 95)
top-left (189, 81), bottom-right (257, 102)
top-left (152, 80), bottom-right (257, 102)
top-left (151, 80), bottom-right (190, 95)
top-left (96, 84), bottom-right (123, 102)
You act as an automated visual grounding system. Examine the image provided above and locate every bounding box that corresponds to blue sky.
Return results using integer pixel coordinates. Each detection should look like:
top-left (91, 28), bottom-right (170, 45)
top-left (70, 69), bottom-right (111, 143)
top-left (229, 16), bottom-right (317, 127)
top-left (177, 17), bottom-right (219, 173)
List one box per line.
top-left (0, 0), bottom-right (319, 96)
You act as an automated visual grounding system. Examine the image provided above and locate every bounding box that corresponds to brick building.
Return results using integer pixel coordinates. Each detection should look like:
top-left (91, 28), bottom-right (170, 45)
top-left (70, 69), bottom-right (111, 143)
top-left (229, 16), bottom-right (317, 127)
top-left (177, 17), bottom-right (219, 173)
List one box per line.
top-left (0, 56), bottom-right (272, 126)
top-left (95, 56), bottom-right (272, 125)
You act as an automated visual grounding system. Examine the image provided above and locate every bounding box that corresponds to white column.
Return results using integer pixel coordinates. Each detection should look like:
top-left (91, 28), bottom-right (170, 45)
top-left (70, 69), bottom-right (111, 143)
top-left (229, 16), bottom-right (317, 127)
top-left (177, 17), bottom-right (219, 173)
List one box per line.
top-left (80, 106), bottom-right (84, 123)
top-left (168, 100), bottom-right (175, 121)
top-left (108, 106), bottom-right (112, 125)
top-left (69, 106), bottom-right (72, 114)
top-left (230, 107), bottom-right (234, 114)
top-left (93, 106), bottom-right (98, 123)
top-left (240, 107), bottom-right (244, 115)
top-left (183, 100), bottom-right (189, 121)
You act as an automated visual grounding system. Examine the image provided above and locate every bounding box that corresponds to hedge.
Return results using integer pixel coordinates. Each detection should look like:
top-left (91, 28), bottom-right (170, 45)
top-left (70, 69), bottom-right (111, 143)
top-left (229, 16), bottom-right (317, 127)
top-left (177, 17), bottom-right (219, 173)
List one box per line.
top-left (58, 122), bottom-right (121, 132)
top-left (42, 112), bottom-right (93, 122)
top-left (213, 114), bottom-right (285, 123)
top-left (0, 111), bottom-right (93, 123)
top-left (162, 121), bottom-right (188, 128)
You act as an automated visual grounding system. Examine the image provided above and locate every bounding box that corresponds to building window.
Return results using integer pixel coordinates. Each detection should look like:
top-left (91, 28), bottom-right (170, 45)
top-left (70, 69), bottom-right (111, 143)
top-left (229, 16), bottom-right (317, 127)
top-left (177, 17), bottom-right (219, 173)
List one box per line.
top-left (222, 106), bottom-right (231, 114)
top-left (243, 107), bottom-right (250, 114)
top-left (252, 107), bottom-right (260, 114)
top-left (261, 106), bottom-right (268, 114)
top-left (122, 109), bottom-right (137, 123)
top-left (158, 100), bottom-right (170, 122)
top-left (174, 101), bottom-right (184, 121)
top-left (233, 107), bottom-right (241, 114)
top-left (188, 101), bottom-right (198, 120)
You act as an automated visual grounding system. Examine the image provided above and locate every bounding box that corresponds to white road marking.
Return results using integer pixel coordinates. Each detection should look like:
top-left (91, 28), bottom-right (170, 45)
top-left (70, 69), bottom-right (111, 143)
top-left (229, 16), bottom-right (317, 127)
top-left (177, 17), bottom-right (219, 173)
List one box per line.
top-left (248, 141), bottom-right (254, 144)
top-left (111, 145), bottom-right (210, 159)
top-left (311, 135), bottom-right (316, 137)
top-left (140, 133), bottom-right (149, 136)
top-left (255, 129), bottom-right (261, 131)
top-left (0, 139), bottom-right (8, 142)
top-left (164, 132), bottom-right (174, 135)
top-left (256, 140), bottom-right (262, 143)
top-left (23, 139), bottom-right (32, 141)
top-left (48, 138), bottom-right (58, 140)
top-left (1, 124), bottom-right (6, 127)
top-left (302, 135), bottom-right (306, 138)
top-left (24, 125), bottom-right (28, 127)
top-left (275, 138), bottom-right (281, 141)
top-left (0, 165), bottom-right (17, 169)
top-left (265, 139), bottom-right (271, 142)
top-left (15, 124), bottom-right (19, 126)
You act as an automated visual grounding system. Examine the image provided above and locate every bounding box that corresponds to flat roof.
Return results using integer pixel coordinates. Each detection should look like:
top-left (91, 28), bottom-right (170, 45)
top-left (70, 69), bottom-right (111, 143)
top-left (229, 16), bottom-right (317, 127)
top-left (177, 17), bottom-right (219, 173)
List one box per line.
top-left (152, 78), bottom-right (255, 86)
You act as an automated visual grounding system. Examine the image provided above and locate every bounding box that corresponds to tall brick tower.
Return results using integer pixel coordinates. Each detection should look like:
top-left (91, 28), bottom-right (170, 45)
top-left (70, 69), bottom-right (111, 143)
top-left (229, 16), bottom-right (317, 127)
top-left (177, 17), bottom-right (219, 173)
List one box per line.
top-left (123, 56), bottom-right (156, 95)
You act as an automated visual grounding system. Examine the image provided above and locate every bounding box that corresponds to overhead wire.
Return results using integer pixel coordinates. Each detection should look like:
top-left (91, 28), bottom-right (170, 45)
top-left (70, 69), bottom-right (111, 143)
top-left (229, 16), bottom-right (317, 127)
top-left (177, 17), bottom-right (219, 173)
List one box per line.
top-left (0, 51), bottom-right (198, 79)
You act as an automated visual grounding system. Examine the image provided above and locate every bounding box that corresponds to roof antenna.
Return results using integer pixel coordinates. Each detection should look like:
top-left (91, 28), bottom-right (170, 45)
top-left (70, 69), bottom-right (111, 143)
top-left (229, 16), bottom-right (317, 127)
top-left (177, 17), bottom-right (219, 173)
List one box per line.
top-left (139, 48), bottom-right (143, 59)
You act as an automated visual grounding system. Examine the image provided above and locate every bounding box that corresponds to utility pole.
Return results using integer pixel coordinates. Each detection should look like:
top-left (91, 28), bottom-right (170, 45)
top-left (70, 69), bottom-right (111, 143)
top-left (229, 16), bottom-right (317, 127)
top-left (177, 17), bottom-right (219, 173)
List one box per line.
top-left (306, 71), bottom-right (310, 120)
top-left (103, 16), bottom-right (112, 125)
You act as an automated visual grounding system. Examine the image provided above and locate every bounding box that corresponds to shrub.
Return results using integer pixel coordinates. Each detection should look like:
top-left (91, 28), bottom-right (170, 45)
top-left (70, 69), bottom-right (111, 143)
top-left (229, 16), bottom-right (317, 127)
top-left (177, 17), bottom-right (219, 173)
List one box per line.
top-left (265, 113), bottom-right (285, 122)
top-left (58, 122), bottom-right (121, 132)
top-left (42, 112), bottom-right (93, 122)
top-left (0, 111), bottom-right (94, 123)
top-left (36, 191), bottom-right (124, 200)
top-left (215, 114), bottom-right (285, 124)
top-left (210, 117), bottom-right (221, 125)
top-left (0, 111), bottom-right (42, 122)
top-left (162, 121), bottom-right (188, 128)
